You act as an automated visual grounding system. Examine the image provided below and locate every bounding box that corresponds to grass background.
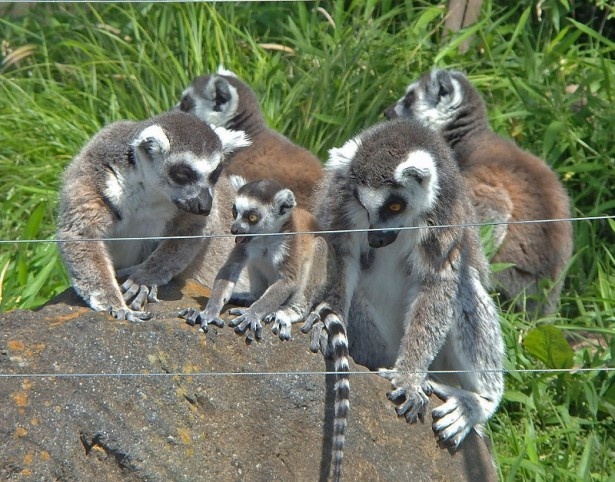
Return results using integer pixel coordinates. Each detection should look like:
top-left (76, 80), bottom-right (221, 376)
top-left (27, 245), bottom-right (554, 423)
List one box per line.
top-left (1, 1), bottom-right (613, 480)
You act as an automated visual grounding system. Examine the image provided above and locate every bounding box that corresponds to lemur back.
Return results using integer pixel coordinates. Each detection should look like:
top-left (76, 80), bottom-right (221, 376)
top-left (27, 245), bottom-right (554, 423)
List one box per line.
top-left (177, 68), bottom-right (323, 208)
top-left (305, 119), bottom-right (504, 465)
top-left (385, 69), bottom-right (573, 316)
top-left (57, 111), bottom-right (249, 321)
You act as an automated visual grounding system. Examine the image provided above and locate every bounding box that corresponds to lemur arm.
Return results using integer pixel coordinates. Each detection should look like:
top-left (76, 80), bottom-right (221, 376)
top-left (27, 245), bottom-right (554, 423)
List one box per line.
top-left (381, 273), bottom-right (457, 423)
top-left (179, 243), bottom-right (246, 331)
top-left (118, 214), bottom-right (207, 310)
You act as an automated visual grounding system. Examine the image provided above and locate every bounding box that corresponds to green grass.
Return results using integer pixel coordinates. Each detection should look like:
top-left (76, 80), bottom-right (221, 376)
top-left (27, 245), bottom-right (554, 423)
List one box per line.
top-left (1, 1), bottom-right (613, 479)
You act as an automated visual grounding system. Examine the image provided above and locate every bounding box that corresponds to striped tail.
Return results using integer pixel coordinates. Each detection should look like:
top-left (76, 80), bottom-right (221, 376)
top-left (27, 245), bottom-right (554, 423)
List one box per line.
top-left (324, 312), bottom-right (350, 482)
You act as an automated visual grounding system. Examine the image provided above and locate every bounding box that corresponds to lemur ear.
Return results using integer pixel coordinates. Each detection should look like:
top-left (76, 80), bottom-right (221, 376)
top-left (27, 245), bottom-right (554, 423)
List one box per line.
top-left (394, 150), bottom-right (435, 186)
top-left (326, 137), bottom-right (361, 172)
top-left (211, 125), bottom-right (251, 155)
top-left (204, 76), bottom-right (234, 112)
top-left (132, 125), bottom-right (170, 159)
top-left (273, 188), bottom-right (296, 216)
top-left (216, 65), bottom-right (238, 78)
top-left (433, 69), bottom-right (454, 99)
top-left (229, 174), bottom-right (248, 191)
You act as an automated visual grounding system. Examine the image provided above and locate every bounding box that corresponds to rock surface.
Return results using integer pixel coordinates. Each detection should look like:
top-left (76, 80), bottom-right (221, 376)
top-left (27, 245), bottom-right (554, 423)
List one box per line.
top-left (0, 280), bottom-right (498, 481)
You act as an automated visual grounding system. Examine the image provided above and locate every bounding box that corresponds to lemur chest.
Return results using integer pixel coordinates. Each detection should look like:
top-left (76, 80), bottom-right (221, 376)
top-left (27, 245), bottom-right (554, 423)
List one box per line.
top-left (105, 176), bottom-right (176, 268)
top-left (246, 241), bottom-right (286, 285)
top-left (356, 236), bottom-right (422, 344)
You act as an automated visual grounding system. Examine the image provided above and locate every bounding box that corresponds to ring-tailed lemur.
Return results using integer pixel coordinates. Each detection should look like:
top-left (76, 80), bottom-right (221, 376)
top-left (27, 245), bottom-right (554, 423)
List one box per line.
top-left (176, 67), bottom-right (323, 208)
top-left (57, 111), bottom-right (250, 321)
top-left (384, 68), bottom-right (573, 316)
top-left (180, 178), bottom-right (329, 341)
top-left (304, 118), bottom-right (504, 456)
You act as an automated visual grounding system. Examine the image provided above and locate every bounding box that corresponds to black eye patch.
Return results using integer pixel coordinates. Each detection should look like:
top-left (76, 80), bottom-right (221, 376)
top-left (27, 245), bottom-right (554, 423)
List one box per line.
top-left (170, 164), bottom-right (198, 186)
top-left (379, 195), bottom-right (407, 221)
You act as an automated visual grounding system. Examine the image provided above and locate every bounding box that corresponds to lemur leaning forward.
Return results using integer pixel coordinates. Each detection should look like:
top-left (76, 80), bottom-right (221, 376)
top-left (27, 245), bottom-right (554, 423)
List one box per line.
top-left (57, 111), bottom-right (249, 321)
top-left (385, 69), bottom-right (573, 316)
top-left (176, 67), bottom-right (323, 208)
top-left (303, 119), bottom-right (504, 456)
top-left (180, 178), bottom-right (329, 342)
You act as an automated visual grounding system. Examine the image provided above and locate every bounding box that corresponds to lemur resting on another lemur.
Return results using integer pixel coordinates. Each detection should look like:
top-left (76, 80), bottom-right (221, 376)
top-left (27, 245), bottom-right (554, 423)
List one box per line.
top-left (303, 119), bottom-right (504, 468)
top-left (385, 69), bottom-right (573, 316)
top-left (176, 67), bottom-right (323, 209)
top-left (57, 111), bottom-right (250, 321)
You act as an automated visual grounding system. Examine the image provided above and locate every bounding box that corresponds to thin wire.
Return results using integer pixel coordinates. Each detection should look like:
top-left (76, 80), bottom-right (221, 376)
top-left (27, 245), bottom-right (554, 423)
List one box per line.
top-left (0, 367), bottom-right (613, 379)
top-left (1, 214), bottom-right (612, 245)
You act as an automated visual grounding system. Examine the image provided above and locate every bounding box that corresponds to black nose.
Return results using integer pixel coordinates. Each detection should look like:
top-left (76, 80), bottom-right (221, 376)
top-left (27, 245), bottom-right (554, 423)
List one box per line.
top-left (368, 230), bottom-right (399, 248)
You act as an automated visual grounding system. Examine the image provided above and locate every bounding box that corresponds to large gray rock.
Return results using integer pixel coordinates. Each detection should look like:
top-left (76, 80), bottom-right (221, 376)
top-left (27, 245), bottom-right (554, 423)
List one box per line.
top-left (0, 280), bottom-right (497, 481)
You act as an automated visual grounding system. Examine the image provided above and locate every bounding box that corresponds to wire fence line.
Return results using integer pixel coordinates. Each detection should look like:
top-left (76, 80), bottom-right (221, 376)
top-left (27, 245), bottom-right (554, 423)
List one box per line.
top-left (1, 214), bottom-right (612, 245)
top-left (1, 367), bottom-right (613, 379)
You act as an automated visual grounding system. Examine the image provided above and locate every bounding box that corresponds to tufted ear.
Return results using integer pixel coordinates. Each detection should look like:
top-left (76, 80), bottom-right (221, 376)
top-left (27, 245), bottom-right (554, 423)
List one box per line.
top-left (204, 76), bottom-right (234, 111)
top-left (132, 125), bottom-right (170, 160)
top-left (394, 150), bottom-right (435, 186)
top-left (216, 65), bottom-right (238, 78)
top-left (229, 174), bottom-right (248, 192)
top-left (211, 125), bottom-right (251, 155)
top-left (273, 188), bottom-right (296, 216)
top-left (326, 137), bottom-right (361, 172)
top-left (432, 69), bottom-right (455, 99)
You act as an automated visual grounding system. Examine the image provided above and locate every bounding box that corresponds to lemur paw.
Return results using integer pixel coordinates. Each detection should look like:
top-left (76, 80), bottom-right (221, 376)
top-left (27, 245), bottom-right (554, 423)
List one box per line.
top-left (431, 396), bottom-right (473, 449)
top-left (386, 385), bottom-right (430, 424)
top-left (121, 279), bottom-right (159, 310)
top-left (110, 307), bottom-right (152, 322)
top-left (179, 308), bottom-right (225, 332)
top-left (300, 303), bottom-right (337, 356)
top-left (228, 308), bottom-right (263, 342)
top-left (263, 311), bottom-right (293, 341)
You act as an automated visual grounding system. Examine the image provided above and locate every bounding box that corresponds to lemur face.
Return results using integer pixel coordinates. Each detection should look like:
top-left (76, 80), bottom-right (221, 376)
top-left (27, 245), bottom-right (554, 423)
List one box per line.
top-left (131, 112), bottom-right (249, 216)
top-left (326, 119), bottom-right (450, 248)
top-left (177, 67), bottom-right (243, 127)
top-left (384, 69), bottom-right (466, 131)
top-left (230, 179), bottom-right (296, 244)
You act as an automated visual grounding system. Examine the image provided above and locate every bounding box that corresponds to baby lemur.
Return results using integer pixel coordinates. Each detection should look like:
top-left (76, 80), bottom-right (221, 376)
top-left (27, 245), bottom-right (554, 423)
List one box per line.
top-left (57, 111), bottom-right (249, 321)
top-left (176, 67), bottom-right (323, 208)
top-left (180, 178), bottom-right (329, 341)
top-left (385, 68), bottom-right (573, 316)
top-left (304, 118), bottom-right (504, 455)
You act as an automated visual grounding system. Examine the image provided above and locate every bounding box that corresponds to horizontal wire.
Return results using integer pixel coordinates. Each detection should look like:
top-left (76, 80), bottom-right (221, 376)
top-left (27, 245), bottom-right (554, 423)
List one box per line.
top-left (0, 367), bottom-right (613, 379)
top-left (1, 214), bottom-right (612, 245)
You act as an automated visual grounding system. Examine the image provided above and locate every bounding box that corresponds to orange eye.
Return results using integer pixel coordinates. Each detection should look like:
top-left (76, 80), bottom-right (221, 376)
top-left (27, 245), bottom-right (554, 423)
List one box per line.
top-left (248, 213), bottom-right (259, 223)
top-left (388, 203), bottom-right (402, 212)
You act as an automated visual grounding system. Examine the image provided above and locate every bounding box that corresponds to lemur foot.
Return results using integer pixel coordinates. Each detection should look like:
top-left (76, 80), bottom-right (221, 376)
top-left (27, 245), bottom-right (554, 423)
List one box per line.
top-left (263, 311), bottom-right (292, 341)
top-left (179, 308), bottom-right (225, 332)
top-left (301, 302), bottom-right (338, 356)
top-left (110, 307), bottom-right (152, 322)
top-left (431, 396), bottom-right (474, 449)
top-left (380, 369), bottom-right (432, 424)
top-left (121, 279), bottom-right (159, 311)
top-left (228, 308), bottom-right (263, 342)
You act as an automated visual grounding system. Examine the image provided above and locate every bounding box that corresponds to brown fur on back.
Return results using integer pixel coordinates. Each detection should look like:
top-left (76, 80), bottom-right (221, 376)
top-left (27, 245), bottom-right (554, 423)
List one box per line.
top-left (227, 130), bottom-right (323, 209)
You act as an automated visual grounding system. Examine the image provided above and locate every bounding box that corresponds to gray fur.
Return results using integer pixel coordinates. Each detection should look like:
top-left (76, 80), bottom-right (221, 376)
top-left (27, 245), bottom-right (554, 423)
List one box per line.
top-left (306, 118), bottom-right (504, 454)
top-left (385, 68), bottom-right (573, 316)
top-left (57, 111), bottom-right (249, 321)
top-left (176, 67), bottom-right (323, 208)
top-left (180, 179), bottom-right (329, 342)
